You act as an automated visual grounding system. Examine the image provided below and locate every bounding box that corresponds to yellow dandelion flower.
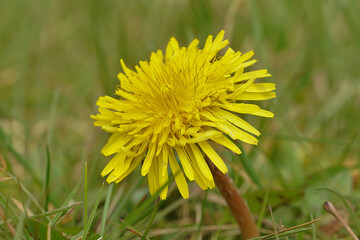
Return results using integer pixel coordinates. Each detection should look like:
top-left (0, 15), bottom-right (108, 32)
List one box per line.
top-left (92, 30), bottom-right (275, 200)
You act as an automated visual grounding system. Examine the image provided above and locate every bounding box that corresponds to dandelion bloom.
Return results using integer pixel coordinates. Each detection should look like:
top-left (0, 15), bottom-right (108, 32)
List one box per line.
top-left (92, 30), bottom-right (275, 200)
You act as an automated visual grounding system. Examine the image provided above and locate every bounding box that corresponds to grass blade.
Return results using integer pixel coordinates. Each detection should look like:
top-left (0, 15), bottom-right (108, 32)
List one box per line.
top-left (268, 205), bottom-right (279, 240)
top-left (141, 197), bottom-right (160, 240)
top-left (50, 177), bottom-right (82, 227)
top-left (257, 189), bottom-right (269, 229)
top-left (82, 181), bottom-right (104, 240)
top-left (100, 182), bottom-right (114, 237)
top-left (14, 199), bottom-right (30, 240)
top-left (15, 177), bottom-right (31, 240)
top-left (232, 140), bottom-right (262, 188)
top-left (196, 190), bottom-right (208, 239)
top-left (84, 161), bottom-right (88, 228)
top-left (8, 173), bottom-right (45, 213)
top-left (0, 126), bottom-right (42, 186)
top-left (250, 227), bottom-right (313, 240)
top-left (123, 175), bottom-right (173, 227)
top-left (111, 220), bottom-right (149, 240)
top-left (44, 144), bottom-right (51, 211)
top-left (249, 218), bottom-right (319, 239)
top-left (310, 213), bottom-right (316, 240)
top-left (30, 201), bottom-right (81, 219)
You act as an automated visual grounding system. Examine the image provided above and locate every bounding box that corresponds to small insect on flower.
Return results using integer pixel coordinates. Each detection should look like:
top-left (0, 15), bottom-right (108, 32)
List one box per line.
top-left (91, 30), bottom-right (275, 200)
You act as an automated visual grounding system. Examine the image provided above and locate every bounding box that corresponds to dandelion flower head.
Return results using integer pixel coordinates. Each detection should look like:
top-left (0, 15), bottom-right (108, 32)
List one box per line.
top-left (92, 30), bottom-right (275, 200)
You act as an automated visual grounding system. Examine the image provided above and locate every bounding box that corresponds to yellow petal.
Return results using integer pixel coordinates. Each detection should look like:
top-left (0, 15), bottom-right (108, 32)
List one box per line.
top-left (236, 92), bottom-right (276, 101)
top-left (115, 89), bottom-right (138, 102)
top-left (197, 141), bottom-right (227, 173)
top-left (118, 145), bottom-right (138, 157)
top-left (215, 122), bottom-right (259, 145)
top-left (148, 158), bottom-right (158, 196)
top-left (187, 149), bottom-right (215, 189)
top-left (230, 51), bottom-right (255, 71)
top-left (213, 30), bottom-right (225, 46)
top-left (174, 146), bottom-right (194, 181)
top-left (228, 78), bottom-right (256, 99)
top-left (223, 47), bottom-right (235, 57)
top-left (106, 170), bottom-right (120, 183)
top-left (120, 59), bottom-right (136, 76)
top-left (101, 126), bottom-right (120, 133)
top-left (219, 102), bottom-right (274, 118)
top-left (193, 167), bottom-right (215, 190)
top-left (252, 109), bottom-right (274, 118)
top-left (210, 135), bottom-right (241, 154)
top-left (101, 134), bottom-right (132, 156)
top-left (216, 109), bottom-right (260, 136)
top-left (219, 102), bottom-right (259, 113)
top-left (233, 69), bottom-right (270, 82)
top-left (106, 155), bottom-right (126, 182)
top-left (203, 34), bottom-right (213, 52)
top-left (246, 83), bottom-right (276, 93)
top-left (184, 126), bottom-right (201, 135)
top-left (187, 144), bottom-right (213, 181)
top-left (239, 59), bottom-right (257, 68)
top-left (117, 73), bottom-right (135, 93)
top-left (141, 142), bottom-right (157, 176)
top-left (160, 146), bottom-right (169, 177)
top-left (158, 126), bottom-right (170, 146)
top-left (114, 154), bottom-right (144, 183)
top-left (187, 38), bottom-right (199, 50)
top-left (115, 156), bottom-right (132, 177)
top-left (186, 130), bottom-right (223, 144)
top-left (193, 168), bottom-right (207, 190)
top-left (165, 37), bottom-right (179, 59)
top-left (101, 153), bottom-right (124, 177)
top-left (168, 147), bottom-right (189, 199)
top-left (159, 155), bottom-right (169, 200)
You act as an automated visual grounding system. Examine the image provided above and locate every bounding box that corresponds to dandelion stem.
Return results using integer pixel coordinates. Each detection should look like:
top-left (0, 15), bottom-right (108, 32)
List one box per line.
top-left (205, 157), bottom-right (259, 239)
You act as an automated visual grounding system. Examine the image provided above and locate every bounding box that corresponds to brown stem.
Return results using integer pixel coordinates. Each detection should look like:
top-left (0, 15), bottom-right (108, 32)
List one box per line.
top-left (323, 201), bottom-right (359, 240)
top-left (206, 157), bottom-right (259, 239)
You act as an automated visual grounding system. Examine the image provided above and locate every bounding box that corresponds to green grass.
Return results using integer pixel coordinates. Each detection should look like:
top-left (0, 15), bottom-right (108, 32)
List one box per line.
top-left (1, 0), bottom-right (360, 239)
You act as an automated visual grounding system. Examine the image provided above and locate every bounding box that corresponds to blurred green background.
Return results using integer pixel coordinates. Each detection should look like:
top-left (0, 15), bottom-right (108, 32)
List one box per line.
top-left (1, 0), bottom-right (360, 239)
